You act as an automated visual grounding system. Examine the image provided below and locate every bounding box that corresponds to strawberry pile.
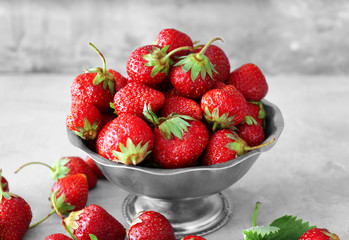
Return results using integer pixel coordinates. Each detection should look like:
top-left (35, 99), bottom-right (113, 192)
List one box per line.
top-left (66, 28), bottom-right (274, 169)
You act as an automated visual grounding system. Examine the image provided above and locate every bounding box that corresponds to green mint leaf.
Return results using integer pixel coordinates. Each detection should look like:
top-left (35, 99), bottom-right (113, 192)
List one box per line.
top-left (244, 226), bottom-right (280, 240)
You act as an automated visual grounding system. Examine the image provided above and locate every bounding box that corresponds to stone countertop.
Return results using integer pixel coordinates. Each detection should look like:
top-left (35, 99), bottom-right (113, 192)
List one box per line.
top-left (0, 74), bottom-right (348, 239)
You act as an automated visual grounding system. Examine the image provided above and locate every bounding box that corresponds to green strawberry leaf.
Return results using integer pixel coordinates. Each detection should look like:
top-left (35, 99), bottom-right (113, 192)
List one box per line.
top-left (53, 191), bottom-right (76, 215)
top-left (51, 158), bottom-right (70, 181)
top-left (112, 138), bottom-right (151, 165)
top-left (89, 234), bottom-right (98, 240)
top-left (269, 215), bottom-right (315, 240)
top-left (244, 226), bottom-right (280, 240)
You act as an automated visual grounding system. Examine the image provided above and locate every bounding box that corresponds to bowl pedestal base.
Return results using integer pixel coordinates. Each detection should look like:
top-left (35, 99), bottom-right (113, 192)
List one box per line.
top-left (122, 192), bottom-right (232, 238)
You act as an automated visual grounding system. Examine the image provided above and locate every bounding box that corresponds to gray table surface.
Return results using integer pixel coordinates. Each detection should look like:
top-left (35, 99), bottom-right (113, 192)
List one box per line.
top-left (1, 74), bottom-right (348, 239)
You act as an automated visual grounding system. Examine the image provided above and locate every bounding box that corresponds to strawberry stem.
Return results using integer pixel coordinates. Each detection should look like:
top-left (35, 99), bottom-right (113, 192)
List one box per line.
top-left (50, 191), bottom-right (65, 220)
top-left (62, 219), bottom-right (78, 240)
top-left (29, 209), bottom-right (55, 229)
top-left (14, 161), bottom-right (53, 174)
top-left (162, 46), bottom-right (193, 62)
top-left (197, 37), bottom-right (223, 56)
top-left (245, 138), bottom-right (276, 151)
top-left (252, 201), bottom-right (261, 227)
top-left (89, 42), bottom-right (107, 75)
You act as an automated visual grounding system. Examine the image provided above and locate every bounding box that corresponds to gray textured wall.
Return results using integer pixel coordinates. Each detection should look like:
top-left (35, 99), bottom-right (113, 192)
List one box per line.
top-left (1, 0), bottom-right (349, 75)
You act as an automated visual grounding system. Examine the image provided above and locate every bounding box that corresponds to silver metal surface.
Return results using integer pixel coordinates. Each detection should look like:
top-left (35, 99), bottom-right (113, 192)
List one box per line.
top-left (67, 99), bottom-right (284, 236)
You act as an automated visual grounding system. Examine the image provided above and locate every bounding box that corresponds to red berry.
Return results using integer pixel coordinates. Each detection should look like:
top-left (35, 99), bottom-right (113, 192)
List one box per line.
top-left (84, 156), bottom-right (105, 179)
top-left (299, 228), bottom-right (340, 240)
top-left (160, 95), bottom-right (203, 120)
top-left (127, 210), bottom-right (176, 240)
top-left (237, 122), bottom-right (265, 147)
top-left (182, 235), bottom-right (207, 240)
top-left (44, 233), bottom-right (73, 240)
top-left (227, 63), bottom-right (268, 101)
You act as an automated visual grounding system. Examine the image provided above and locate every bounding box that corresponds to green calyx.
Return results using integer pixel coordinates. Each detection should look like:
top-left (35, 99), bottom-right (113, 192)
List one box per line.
top-left (143, 104), bottom-right (195, 140)
top-left (244, 115), bottom-right (258, 125)
top-left (204, 106), bottom-right (237, 131)
top-left (74, 117), bottom-right (100, 140)
top-left (51, 158), bottom-right (71, 181)
top-left (143, 45), bottom-right (193, 78)
top-left (112, 138), bottom-right (151, 165)
top-left (174, 37), bottom-right (222, 81)
top-left (50, 190), bottom-right (76, 216)
top-left (86, 42), bottom-right (115, 95)
top-left (225, 132), bottom-right (276, 156)
top-left (0, 170), bottom-right (11, 201)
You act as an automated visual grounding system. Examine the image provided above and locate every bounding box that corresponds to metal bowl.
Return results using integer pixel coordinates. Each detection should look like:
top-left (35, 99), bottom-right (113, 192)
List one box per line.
top-left (67, 99), bottom-right (284, 238)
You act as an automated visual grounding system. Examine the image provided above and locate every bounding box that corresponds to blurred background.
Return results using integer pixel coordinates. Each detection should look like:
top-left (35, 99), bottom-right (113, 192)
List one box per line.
top-left (1, 0), bottom-right (349, 76)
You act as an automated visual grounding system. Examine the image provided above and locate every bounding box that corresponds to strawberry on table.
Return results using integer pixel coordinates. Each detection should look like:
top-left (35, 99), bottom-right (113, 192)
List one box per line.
top-left (0, 170), bottom-right (32, 240)
top-left (201, 84), bottom-right (247, 131)
top-left (170, 38), bottom-right (223, 99)
top-left (154, 28), bottom-right (194, 59)
top-left (113, 82), bottom-right (165, 117)
top-left (144, 106), bottom-right (209, 169)
top-left (16, 156), bottom-right (98, 189)
top-left (71, 43), bottom-right (121, 113)
top-left (160, 95), bottom-right (203, 120)
top-left (127, 210), bottom-right (176, 240)
top-left (63, 204), bottom-right (126, 240)
top-left (96, 113), bottom-right (154, 165)
top-left (84, 156), bottom-right (105, 179)
top-left (66, 102), bottom-right (102, 141)
top-left (44, 233), bottom-right (73, 240)
top-left (299, 228), bottom-right (340, 240)
top-left (227, 63), bottom-right (268, 101)
top-left (182, 235), bottom-right (207, 240)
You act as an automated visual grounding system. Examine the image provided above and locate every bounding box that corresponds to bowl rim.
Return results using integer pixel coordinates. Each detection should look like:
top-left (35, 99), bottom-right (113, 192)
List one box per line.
top-left (67, 99), bottom-right (284, 176)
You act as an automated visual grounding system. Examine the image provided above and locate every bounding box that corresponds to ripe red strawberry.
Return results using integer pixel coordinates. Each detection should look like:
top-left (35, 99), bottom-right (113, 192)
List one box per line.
top-left (127, 210), bottom-right (176, 240)
top-left (44, 233), bottom-right (73, 240)
top-left (160, 95), bottom-right (203, 120)
top-left (71, 43), bottom-right (120, 113)
top-left (194, 43), bottom-right (230, 82)
top-left (154, 28), bottom-right (194, 59)
top-left (299, 228), bottom-right (340, 240)
top-left (182, 235), bottom-right (207, 240)
top-left (113, 82), bottom-right (165, 117)
top-left (237, 118), bottom-right (265, 147)
top-left (96, 113), bottom-right (154, 165)
top-left (201, 84), bottom-right (247, 131)
top-left (16, 156), bottom-right (98, 189)
top-left (245, 101), bottom-right (266, 127)
top-left (0, 171), bottom-right (32, 240)
top-left (109, 69), bottom-right (128, 92)
top-left (50, 174), bottom-right (89, 215)
top-left (63, 204), bottom-right (126, 240)
top-left (169, 38), bottom-right (223, 99)
top-left (126, 44), bottom-right (192, 86)
top-left (202, 129), bottom-right (274, 166)
top-left (144, 107), bottom-right (209, 168)
top-left (85, 156), bottom-right (105, 179)
top-left (226, 63), bottom-right (268, 101)
top-left (66, 102), bottom-right (102, 140)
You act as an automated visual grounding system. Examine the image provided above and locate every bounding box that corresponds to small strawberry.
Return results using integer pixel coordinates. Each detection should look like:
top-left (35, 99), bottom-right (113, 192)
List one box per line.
top-left (44, 233), bottom-right (73, 240)
top-left (96, 113), bottom-right (154, 165)
top-left (126, 44), bottom-right (192, 86)
top-left (127, 210), bottom-right (176, 240)
top-left (245, 101), bottom-right (266, 127)
top-left (16, 156), bottom-right (98, 189)
top-left (63, 204), bottom-right (126, 240)
top-left (160, 95), bottom-right (203, 120)
top-left (84, 156), bottom-right (105, 179)
top-left (226, 63), bottom-right (268, 101)
top-left (202, 129), bottom-right (274, 166)
top-left (154, 28), bottom-right (194, 59)
top-left (182, 235), bottom-right (207, 240)
top-left (299, 228), bottom-right (340, 240)
top-left (66, 102), bottom-right (102, 140)
top-left (0, 171), bottom-right (32, 240)
top-left (113, 82), bottom-right (165, 117)
top-left (170, 38), bottom-right (223, 99)
top-left (50, 174), bottom-right (89, 216)
top-left (71, 43), bottom-right (120, 113)
top-left (237, 118), bottom-right (265, 147)
top-left (201, 84), bottom-right (247, 131)
top-left (144, 106), bottom-right (209, 169)
top-left (194, 43), bottom-right (230, 82)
